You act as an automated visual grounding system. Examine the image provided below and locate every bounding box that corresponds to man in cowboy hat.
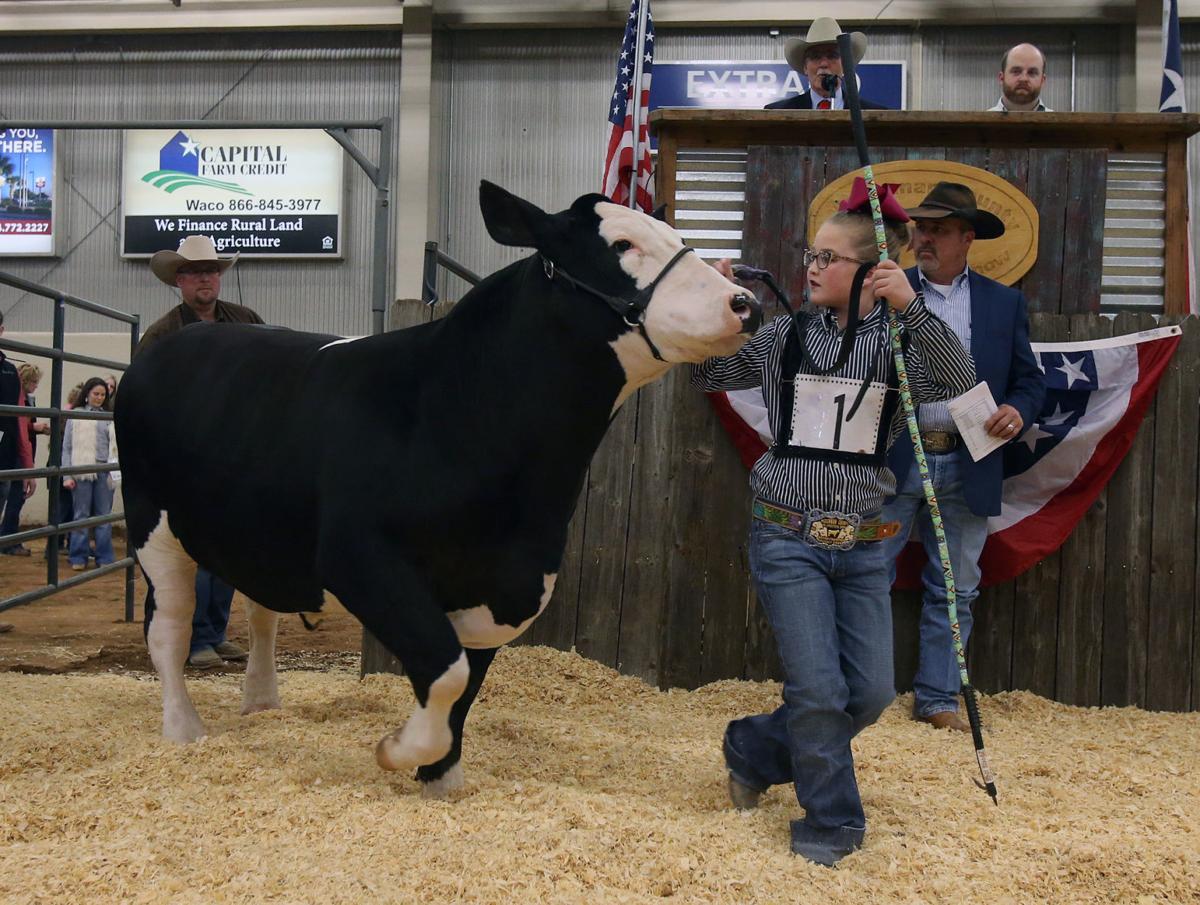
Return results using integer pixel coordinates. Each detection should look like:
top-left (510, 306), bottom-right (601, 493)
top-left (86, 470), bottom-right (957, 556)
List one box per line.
top-left (765, 17), bottom-right (889, 111)
top-left (136, 234), bottom-right (264, 668)
top-left (138, 235), bottom-right (264, 355)
top-left (880, 181), bottom-right (1044, 732)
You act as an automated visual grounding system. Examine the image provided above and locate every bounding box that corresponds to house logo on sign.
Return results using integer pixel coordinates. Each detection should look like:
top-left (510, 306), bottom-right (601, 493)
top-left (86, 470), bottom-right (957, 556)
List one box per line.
top-left (322, 236), bottom-right (334, 250)
top-left (140, 131), bottom-right (253, 197)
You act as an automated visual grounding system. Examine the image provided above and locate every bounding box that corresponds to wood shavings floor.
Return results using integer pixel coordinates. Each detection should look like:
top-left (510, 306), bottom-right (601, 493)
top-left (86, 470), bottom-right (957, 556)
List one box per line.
top-left (1, 645), bottom-right (1197, 904)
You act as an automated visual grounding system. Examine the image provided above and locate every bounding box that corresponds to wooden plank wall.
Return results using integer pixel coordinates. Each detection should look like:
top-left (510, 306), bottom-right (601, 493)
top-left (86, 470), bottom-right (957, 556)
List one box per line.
top-left (384, 290), bottom-right (1198, 713)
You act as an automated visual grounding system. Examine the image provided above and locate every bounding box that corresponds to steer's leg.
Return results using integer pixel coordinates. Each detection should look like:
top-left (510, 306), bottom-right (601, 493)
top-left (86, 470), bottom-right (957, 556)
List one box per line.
top-left (137, 511), bottom-right (206, 743)
top-left (325, 549), bottom-right (469, 773)
top-left (241, 599), bottom-right (281, 715)
top-left (416, 646), bottom-right (498, 799)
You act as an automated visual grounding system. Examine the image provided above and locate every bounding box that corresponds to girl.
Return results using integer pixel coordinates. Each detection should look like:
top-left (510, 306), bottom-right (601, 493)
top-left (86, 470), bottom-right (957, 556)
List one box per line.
top-left (692, 180), bottom-right (976, 866)
top-left (62, 376), bottom-right (118, 570)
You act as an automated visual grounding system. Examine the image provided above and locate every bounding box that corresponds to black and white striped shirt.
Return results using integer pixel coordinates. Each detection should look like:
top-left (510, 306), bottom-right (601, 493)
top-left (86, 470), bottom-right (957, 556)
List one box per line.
top-left (692, 295), bottom-right (977, 516)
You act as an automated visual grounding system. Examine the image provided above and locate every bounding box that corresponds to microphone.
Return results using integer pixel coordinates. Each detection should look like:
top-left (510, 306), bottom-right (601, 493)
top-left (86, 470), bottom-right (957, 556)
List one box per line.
top-left (819, 73), bottom-right (839, 94)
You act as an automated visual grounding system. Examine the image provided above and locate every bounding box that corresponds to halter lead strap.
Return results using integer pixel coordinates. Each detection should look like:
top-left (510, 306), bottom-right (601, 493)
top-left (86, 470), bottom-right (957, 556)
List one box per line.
top-left (540, 244), bottom-right (697, 362)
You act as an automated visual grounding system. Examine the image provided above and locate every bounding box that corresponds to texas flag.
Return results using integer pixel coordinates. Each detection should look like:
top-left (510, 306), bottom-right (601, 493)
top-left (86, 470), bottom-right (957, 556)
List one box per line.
top-left (709, 325), bottom-right (1183, 587)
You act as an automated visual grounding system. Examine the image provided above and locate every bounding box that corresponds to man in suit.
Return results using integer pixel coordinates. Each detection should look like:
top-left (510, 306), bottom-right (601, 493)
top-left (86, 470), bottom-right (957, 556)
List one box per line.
top-left (881, 182), bottom-right (1045, 731)
top-left (765, 17), bottom-right (889, 111)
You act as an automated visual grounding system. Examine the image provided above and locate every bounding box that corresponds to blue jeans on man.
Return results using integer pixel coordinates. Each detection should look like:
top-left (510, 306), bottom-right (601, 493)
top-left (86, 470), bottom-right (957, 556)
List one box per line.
top-left (881, 451), bottom-right (988, 718)
top-left (68, 477), bottom-right (115, 566)
top-left (725, 518), bottom-right (895, 865)
top-left (191, 567), bottom-right (236, 655)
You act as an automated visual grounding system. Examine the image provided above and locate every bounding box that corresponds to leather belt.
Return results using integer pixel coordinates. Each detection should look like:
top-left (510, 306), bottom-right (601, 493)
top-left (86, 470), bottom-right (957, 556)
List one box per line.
top-left (752, 500), bottom-right (902, 551)
top-left (919, 430), bottom-right (959, 454)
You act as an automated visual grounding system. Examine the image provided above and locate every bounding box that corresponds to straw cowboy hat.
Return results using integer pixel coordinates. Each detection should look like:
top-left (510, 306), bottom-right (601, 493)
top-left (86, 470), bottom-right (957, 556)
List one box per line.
top-left (905, 182), bottom-right (1007, 240)
top-left (784, 17), bottom-right (868, 72)
top-left (150, 235), bottom-right (239, 287)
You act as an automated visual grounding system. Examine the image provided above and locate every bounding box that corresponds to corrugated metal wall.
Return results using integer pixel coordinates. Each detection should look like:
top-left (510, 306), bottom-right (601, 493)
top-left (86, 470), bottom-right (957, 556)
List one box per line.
top-left (0, 22), bottom-right (1147, 332)
top-left (0, 31), bottom-right (400, 336)
top-left (435, 24), bottom-right (1122, 301)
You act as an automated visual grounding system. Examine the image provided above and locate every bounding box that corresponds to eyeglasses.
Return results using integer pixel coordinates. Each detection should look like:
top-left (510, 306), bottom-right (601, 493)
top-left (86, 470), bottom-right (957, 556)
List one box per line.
top-left (802, 248), bottom-right (870, 270)
top-left (177, 264), bottom-right (221, 276)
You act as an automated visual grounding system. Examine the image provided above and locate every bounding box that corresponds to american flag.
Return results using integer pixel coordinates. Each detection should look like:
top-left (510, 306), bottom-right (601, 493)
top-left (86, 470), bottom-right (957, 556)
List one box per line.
top-left (601, 0), bottom-right (654, 212)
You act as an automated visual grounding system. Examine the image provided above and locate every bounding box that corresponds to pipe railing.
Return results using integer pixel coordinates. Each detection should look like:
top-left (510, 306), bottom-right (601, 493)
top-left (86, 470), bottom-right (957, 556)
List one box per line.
top-left (421, 241), bottom-right (481, 307)
top-left (0, 271), bottom-right (138, 620)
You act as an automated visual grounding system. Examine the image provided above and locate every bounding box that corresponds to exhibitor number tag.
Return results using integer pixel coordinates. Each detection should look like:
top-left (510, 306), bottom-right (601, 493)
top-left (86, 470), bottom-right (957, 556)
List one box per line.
top-left (788, 374), bottom-right (888, 455)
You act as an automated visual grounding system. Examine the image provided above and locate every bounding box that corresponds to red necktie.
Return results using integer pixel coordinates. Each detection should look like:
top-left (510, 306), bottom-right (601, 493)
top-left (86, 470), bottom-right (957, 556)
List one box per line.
top-left (817, 98), bottom-right (832, 110)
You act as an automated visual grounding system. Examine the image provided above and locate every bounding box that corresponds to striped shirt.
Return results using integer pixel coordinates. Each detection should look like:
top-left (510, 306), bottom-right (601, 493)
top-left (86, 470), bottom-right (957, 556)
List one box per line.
top-left (691, 295), bottom-right (976, 516)
top-left (915, 267), bottom-right (972, 433)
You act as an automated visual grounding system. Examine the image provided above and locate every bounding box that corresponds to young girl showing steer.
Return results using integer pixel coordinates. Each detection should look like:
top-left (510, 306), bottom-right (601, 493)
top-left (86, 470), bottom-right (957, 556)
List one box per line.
top-left (692, 181), bottom-right (976, 866)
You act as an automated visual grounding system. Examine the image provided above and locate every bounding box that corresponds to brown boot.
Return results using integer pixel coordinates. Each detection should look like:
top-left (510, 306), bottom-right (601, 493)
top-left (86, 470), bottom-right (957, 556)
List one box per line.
top-left (917, 710), bottom-right (970, 732)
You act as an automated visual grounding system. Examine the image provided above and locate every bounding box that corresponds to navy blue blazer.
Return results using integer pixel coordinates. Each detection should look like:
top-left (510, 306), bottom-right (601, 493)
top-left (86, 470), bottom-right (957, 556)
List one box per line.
top-left (764, 93), bottom-right (888, 110)
top-left (886, 267), bottom-right (1045, 517)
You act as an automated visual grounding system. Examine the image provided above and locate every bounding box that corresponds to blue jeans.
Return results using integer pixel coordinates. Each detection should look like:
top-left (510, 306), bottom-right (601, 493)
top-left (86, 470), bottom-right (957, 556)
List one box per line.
top-left (881, 452), bottom-right (989, 717)
top-left (726, 518), bottom-right (895, 858)
top-left (191, 568), bottom-right (235, 654)
top-left (68, 477), bottom-right (114, 566)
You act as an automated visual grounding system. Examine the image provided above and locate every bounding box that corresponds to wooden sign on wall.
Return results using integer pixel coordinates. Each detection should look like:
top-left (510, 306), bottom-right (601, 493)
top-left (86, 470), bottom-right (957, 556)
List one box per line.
top-left (808, 159), bottom-right (1040, 286)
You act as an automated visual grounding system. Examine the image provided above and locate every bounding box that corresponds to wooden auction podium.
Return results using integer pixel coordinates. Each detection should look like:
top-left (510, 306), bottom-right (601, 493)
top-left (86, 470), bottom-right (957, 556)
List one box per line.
top-left (650, 110), bottom-right (1200, 316)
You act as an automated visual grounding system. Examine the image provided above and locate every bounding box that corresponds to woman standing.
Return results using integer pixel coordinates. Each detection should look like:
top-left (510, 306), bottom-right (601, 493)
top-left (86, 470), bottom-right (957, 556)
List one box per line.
top-left (692, 181), bottom-right (976, 866)
top-left (62, 376), bottom-right (118, 570)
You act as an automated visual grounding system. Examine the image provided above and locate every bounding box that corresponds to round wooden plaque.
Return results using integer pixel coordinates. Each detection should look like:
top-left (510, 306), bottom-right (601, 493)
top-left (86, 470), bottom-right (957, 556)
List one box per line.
top-left (807, 159), bottom-right (1040, 286)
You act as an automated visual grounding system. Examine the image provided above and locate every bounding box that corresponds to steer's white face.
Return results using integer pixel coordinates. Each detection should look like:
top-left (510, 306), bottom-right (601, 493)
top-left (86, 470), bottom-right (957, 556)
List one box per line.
top-left (595, 201), bottom-right (754, 363)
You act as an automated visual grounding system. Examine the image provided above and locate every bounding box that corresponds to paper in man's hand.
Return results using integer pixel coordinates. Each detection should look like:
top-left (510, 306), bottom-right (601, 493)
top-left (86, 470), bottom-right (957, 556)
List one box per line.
top-left (947, 382), bottom-right (1008, 462)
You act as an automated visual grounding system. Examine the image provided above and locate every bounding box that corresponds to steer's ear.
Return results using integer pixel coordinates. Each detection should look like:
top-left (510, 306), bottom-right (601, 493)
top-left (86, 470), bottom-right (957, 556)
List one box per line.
top-left (480, 180), bottom-right (548, 249)
top-left (651, 203), bottom-right (669, 222)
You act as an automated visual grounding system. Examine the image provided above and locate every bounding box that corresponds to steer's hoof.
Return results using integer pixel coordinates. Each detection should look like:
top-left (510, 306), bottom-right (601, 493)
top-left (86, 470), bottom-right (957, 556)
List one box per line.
top-left (241, 697), bottom-right (281, 716)
top-left (163, 714), bottom-right (208, 745)
top-left (420, 763), bottom-right (465, 800)
top-left (375, 725), bottom-right (451, 772)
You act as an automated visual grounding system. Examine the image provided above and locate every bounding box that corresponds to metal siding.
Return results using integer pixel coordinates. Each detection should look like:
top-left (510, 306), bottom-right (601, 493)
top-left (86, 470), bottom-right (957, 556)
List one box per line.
top-left (0, 36), bottom-right (400, 337)
top-left (920, 25), bottom-right (1119, 112)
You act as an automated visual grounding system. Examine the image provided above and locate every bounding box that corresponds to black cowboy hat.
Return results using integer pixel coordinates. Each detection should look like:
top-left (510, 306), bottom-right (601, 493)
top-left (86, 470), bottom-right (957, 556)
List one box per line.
top-left (905, 181), bottom-right (1006, 240)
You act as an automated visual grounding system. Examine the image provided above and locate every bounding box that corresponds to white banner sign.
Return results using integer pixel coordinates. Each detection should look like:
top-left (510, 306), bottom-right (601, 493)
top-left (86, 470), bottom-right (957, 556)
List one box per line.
top-left (122, 128), bottom-right (343, 258)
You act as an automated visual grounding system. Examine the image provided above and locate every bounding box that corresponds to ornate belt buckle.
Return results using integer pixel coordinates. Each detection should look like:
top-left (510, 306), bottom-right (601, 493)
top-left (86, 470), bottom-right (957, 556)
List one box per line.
top-left (805, 509), bottom-right (861, 550)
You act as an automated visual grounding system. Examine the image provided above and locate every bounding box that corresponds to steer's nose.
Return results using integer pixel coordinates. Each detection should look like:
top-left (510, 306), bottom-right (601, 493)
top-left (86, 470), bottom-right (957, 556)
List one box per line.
top-left (731, 292), bottom-right (762, 334)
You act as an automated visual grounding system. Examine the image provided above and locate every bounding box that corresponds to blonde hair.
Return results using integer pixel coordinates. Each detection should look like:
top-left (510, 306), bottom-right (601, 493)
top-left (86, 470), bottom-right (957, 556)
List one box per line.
top-left (17, 362), bottom-right (42, 390)
top-left (824, 210), bottom-right (910, 265)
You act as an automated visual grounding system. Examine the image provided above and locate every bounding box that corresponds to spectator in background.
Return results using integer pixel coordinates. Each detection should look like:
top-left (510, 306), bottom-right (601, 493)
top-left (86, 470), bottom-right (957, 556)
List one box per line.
top-left (765, 17), bottom-right (889, 111)
top-left (103, 373), bottom-right (118, 411)
top-left (62, 377), bottom-right (117, 571)
top-left (988, 43), bottom-right (1051, 112)
top-left (1, 309), bottom-right (35, 632)
top-left (1, 363), bottom-right (49, 556)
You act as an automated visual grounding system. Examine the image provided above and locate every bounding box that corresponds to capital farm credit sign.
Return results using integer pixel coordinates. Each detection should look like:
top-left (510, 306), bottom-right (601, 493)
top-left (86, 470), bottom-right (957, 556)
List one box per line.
top-left (122, 128), bottom-right (343, 258)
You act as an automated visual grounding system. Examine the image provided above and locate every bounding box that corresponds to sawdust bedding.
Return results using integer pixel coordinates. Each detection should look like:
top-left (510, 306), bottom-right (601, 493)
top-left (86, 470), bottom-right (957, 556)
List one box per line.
top-left (1, 646), bottom-right (1196, 905)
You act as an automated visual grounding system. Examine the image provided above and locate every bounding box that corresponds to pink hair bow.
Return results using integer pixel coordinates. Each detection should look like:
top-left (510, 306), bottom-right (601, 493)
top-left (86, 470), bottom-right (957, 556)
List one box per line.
top-left (837, 177), bottom-right (910, 222)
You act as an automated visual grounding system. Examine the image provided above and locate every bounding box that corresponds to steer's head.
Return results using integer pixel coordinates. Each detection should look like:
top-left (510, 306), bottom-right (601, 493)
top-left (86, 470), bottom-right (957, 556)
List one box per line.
top-left (480, 181), bottom-right (760, 363)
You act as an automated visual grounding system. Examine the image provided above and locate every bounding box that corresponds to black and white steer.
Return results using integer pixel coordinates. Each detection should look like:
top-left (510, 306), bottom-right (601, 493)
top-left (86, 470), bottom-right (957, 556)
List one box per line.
top-left (115, 181), bottom-right (760, 796)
